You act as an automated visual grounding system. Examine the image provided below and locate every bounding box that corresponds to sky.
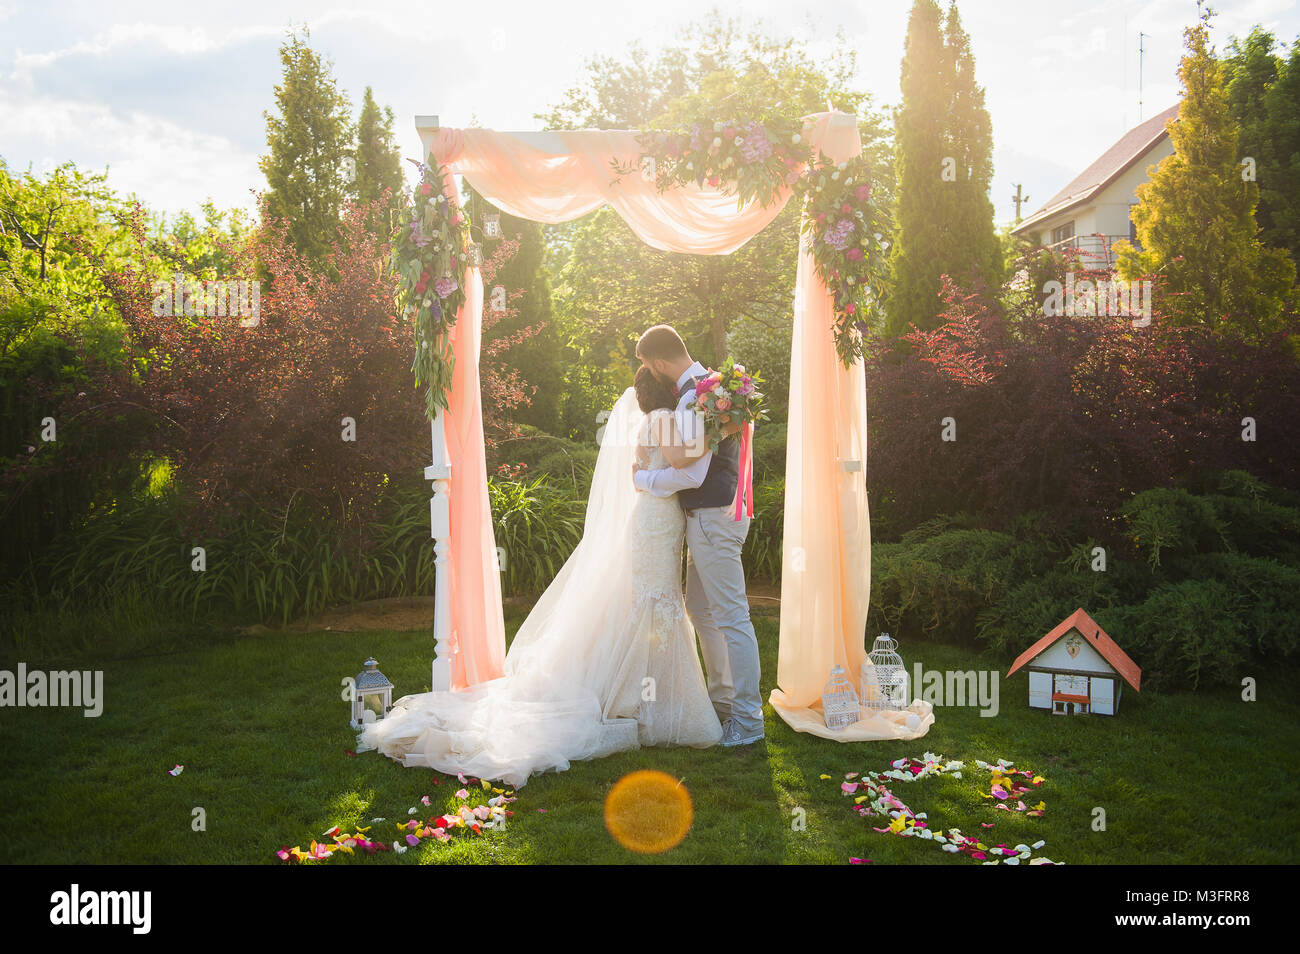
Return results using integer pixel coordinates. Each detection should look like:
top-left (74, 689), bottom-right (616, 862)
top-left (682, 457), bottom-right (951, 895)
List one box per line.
top-left (2, 0), bottom-right (1298, 228)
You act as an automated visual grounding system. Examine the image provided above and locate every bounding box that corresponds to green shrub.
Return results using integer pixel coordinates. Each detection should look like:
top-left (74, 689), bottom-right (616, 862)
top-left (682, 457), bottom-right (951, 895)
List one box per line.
top-left (868, 525), bottom-right (1022, 644)
top-left (1098, 580), bottom-right (1251, 690)
top-left (488, 475), bottom-right (585, 597)
top-left (751, 423), bottom-right (786, 483)
top-left (743, 477), bottom-right (784, 581)
top-left (1120, 487), bottom-right (1229, 569)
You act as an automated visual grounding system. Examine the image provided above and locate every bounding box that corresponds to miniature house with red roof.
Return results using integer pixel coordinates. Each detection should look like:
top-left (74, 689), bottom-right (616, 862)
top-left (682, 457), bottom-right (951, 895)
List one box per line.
top-left (1006, 608), bottom-right (1141, 715)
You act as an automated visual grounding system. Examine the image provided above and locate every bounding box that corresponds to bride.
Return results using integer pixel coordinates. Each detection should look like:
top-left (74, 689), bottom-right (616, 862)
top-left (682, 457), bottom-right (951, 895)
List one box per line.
top-left (355, 368), bottom-right (723, 787)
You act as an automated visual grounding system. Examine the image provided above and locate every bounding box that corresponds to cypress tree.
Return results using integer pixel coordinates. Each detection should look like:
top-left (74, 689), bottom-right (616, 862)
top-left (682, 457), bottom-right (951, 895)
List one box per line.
top-left (351, 86), bottom-right (405, 236)
top-left (259, 28), bottom-right (353, 265)
top-left (887, 0), bottom-right (1001, 337)
top-left (886, 0), bottom-right (948, 338)
top-left (1117, 8), bottom-right (1295, 341)
top-left (942, 1), bottom-right (1002, 292)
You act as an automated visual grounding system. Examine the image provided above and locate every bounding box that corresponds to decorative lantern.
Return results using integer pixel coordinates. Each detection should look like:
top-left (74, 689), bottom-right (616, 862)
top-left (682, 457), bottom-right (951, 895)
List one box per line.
top-left (861, 633), bottom-right (907, 710)
top-left (467, 242), bottom-right (484, 267)
top-left (350, 657), bottom-right (393, 728)
top-left (821, 664), bottom-right (860, 731)
top-left (483, 213), bottom-right (501, 239)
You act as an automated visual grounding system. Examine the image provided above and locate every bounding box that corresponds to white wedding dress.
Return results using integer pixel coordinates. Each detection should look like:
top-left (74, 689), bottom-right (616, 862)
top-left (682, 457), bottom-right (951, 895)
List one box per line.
top-left (356, 388), bottom-right (722, 787)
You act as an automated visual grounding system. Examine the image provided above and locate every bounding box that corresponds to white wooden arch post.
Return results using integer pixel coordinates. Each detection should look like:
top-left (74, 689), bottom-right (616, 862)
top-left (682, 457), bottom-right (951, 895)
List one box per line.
top-left (415, 114), bottom-right (454, 693)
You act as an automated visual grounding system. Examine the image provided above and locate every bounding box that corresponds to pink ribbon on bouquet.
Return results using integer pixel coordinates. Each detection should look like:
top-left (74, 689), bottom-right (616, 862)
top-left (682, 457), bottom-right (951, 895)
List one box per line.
top-left (732, 421), bottom-right (755, 521)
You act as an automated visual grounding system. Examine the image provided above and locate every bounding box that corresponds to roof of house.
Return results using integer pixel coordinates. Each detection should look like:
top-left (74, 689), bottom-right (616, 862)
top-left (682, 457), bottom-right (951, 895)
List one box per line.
top-left (1006, 608), bottom-right (1142, 691)
top-left (1012, 104), bottom-right (1179, 235)
top-left (1052, 692), bottom-right (1090, 704)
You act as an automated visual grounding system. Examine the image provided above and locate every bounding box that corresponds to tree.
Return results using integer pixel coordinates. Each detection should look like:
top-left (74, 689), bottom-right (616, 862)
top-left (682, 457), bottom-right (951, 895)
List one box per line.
top-left (865, 267), bottom-right (1300, 538)
top-left (1221, 28), bottom-right (1300, 264)
top-left (350, 86), bottom-right (404, 236)
top-left (886, 1), bottom-right (950, 337)
top-left (259, 27), bottom-right (354, 265)
top-left (466, 186), bottom-right (566, 435)
top-left (537, 11), bottom-right (891, 427)
top-left (57, 195), bottom-right (426, 544)
top-left (941, 2), bottom-right (1003, 292)
top-left (1116, 9), bottom-right (1295, 341)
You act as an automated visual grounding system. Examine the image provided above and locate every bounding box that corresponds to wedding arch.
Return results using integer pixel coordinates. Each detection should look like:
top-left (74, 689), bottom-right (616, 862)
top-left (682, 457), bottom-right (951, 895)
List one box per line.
top-left (404, 109), bottom-right (930, 741)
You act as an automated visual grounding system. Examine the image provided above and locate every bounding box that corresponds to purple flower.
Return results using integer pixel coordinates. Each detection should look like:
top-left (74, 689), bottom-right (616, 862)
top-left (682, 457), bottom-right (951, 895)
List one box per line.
top-left (430, 299), bottom-right (443, 322)
top-left (408, 220), bottom-right (430, 248)
top-left (689, 122), bottom-right (703, 151)
top-left (434, 276), bottom-right (458, 299)
top-left (823, 218), bottom-right (855, 251)
top-left (740, 122), bottom-right (773, 163)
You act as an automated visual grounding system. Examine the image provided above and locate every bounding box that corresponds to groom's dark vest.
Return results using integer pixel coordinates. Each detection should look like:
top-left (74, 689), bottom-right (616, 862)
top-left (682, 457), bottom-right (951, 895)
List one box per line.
top-left (676, 373), bottom-right (741, 511)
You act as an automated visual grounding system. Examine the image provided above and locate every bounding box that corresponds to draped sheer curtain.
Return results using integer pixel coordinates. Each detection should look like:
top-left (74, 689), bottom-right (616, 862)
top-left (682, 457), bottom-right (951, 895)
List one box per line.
top-left (420, 110), bottom-right (930, 739)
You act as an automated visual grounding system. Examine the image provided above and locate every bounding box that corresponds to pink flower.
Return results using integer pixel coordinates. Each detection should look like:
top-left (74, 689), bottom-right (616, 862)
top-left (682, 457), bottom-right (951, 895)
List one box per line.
top-left (707, 175), bottom-right (721, 187)
top-left (844, 303), bottom-right (856, 315)
top-left (847, 247), bottom-right (864, 261)
top-left (435, 277), bottom-right (458, 299)
top-left (420, 183), bottom-right (432, 196)
top-left (723, 126), bottom-right (735, 139)
top-left (715, 397), bottom-right (732, 411)
top-left (856, 184), bottom-right (871, 201)
top-left (695, 377), bottom-right (719, 395)
top-left (841, 203), bottom-right (851, 214)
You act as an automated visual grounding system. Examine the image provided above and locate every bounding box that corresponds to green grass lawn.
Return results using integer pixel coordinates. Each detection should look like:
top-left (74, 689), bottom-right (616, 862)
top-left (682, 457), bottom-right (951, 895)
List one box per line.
top-left (2, 611), bottom-right (1296, 865)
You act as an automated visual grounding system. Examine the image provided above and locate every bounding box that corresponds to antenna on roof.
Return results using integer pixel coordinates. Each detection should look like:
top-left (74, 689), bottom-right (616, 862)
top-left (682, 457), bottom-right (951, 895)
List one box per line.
top-left (1138, 32), bottom-right (1149, 122)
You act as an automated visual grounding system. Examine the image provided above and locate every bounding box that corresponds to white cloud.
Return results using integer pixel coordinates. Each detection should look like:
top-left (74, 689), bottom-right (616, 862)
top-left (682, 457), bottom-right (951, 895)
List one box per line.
top-left (0, 94), bottom-right (262, 219)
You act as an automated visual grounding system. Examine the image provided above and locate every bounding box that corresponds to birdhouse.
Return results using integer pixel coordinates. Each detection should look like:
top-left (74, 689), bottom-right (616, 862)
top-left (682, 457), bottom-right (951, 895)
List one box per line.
top-left (1006, 608), bottom-right (1141, 715)
top-left (861, 632), bottom-right (907, 710)
top-left (821, 665), bottom-right (860, 731)
top-left (350, 657), bottom-right (394, 728)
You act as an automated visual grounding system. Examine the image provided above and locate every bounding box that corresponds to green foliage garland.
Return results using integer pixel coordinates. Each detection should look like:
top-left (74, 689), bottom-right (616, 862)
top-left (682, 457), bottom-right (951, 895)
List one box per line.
top-left (612, 114), bottom-right (890, 365)
top-left (391, 156), bottom-right (473, 419)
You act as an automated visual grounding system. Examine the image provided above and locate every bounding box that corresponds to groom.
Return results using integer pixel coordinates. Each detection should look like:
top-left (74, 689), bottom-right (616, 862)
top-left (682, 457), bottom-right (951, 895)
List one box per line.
top-left (631, 324), bottom-right (764, 747)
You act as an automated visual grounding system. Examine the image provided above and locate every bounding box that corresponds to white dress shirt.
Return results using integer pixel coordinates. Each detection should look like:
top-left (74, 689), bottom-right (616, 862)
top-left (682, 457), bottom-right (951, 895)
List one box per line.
top-left (633, 361), bottom-right (712, 497)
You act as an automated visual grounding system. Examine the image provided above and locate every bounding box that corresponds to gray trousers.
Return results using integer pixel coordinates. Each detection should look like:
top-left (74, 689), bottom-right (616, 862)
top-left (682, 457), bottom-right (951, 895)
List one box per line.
top-left (684, 505), bottom-right (763, 735)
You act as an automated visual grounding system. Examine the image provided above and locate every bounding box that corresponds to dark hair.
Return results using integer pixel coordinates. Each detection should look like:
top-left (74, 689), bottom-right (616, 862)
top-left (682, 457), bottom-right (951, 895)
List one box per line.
top-left (635, 324), bottom-right (688, 363)
top-left (634, 366), bottom-right (677, 414)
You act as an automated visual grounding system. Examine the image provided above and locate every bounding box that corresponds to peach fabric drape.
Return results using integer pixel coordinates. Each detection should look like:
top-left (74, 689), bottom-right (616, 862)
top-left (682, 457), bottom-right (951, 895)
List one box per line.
top-left (767, 228), bottom-right (934, 740)
top-left (439, 230), bottom-right (508, 689)
top-left (425, 127), bottom-right (795, 253)
top-left (424, 111), bottom-right (928, 738)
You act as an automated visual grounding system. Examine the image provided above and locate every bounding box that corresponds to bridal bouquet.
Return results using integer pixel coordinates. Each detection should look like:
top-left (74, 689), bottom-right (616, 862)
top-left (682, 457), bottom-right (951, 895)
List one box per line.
top-left (687, 359), bottom-right (768, 520)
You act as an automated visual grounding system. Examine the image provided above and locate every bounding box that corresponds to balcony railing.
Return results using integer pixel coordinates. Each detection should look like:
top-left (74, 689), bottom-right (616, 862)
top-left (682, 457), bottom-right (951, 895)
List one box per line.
top-left (1042, 233), bottom-right (1136, 270)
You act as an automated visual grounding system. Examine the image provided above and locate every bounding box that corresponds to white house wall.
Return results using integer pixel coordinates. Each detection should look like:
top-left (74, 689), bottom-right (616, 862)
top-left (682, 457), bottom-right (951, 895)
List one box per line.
top-left (1091, 137), bottom-right (1176, 236)
top-left (1026, 136), bottom-right (1176, 247)
top-left (1032, 631), bottom-right (1117, 675)
top-left (1028, 670), bottom-right (1052, 709)
top-left (1090, 677), bottom-right (1115, 715)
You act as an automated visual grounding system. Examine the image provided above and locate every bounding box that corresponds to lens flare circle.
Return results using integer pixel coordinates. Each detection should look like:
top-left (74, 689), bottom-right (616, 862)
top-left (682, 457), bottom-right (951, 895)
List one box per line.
top-left (603, 769), bottom-right (694, 854)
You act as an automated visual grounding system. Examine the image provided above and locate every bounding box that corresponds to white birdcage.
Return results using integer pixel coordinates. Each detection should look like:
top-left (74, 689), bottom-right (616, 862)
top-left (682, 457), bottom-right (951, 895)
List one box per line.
top-left (821, 664), bottom-right (860, 731)
top-left (861, 633), bottom-right (908, 711)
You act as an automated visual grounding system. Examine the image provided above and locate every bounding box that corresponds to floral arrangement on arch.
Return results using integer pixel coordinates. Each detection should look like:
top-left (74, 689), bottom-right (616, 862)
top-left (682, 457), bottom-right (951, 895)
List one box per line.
top-left (612, 116), bottom-right (813, 210)
top-left (611, 114), bottom-right (890, 366)
top-left (392, 155), bottom-right (473, 419)
top-left (801, 153), bottom-right (891, 365)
